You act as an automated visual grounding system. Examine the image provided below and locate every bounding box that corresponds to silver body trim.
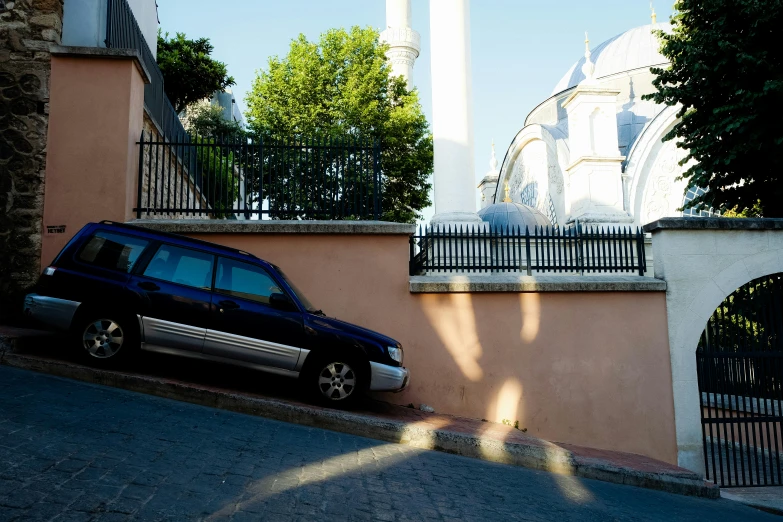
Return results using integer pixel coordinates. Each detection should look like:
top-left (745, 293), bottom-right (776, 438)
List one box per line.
top-left (23, 294), bottom-right (81, 331)
top-left (369, 361), bottom-right (410, 392)
top-left (294, 349), bottom-right (311, 372)
top-left (203, 329), bottom-right (301, 370)
top-left (140, 344), bottom-right (301, 378)
top-left (142, 316), bottom-right (205, 352)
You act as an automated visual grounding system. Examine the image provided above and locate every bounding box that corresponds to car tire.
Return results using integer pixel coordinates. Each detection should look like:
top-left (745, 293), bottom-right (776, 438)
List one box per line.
top-left (304, 353), bottom-right (368, 408)
top-left (72, 310), bottom-right (139, 366)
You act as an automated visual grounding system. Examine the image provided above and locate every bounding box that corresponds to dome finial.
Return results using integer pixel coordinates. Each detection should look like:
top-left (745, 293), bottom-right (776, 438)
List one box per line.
top-left (650, 1), bottom-right (657, 24)
top-left (503, 181), bottom-right (512, 203)
top-left (489, 140), bottom-right (498, 173)
top-left (580, 31), bottom-right (596, 83)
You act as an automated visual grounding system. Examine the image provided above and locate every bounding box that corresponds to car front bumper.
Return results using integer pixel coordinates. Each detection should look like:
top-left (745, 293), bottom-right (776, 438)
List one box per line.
top-left (369, 361), bottom-right (410, 392)
top-left (23, 293), bottom-right (81, 331)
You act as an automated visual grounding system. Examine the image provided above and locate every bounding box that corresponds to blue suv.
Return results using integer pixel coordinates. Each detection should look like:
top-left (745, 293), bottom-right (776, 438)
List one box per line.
top-left (24, 221), bottom-right (409, 405)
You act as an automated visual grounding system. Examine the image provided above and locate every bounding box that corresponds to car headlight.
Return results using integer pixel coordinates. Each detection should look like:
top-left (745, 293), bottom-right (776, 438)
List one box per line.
top-left (387, 346), bottom-right (403, 365)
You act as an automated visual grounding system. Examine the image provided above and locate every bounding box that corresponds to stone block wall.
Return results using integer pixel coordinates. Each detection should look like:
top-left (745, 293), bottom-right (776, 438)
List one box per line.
top-left (0, 0), bottom-right (64, 321)
top-left (139, 111), bottom-right (209, 220)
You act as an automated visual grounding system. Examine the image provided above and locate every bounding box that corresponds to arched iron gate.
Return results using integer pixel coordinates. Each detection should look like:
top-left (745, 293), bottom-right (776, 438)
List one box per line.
top-left (697, 274), bottom-right (783, 487)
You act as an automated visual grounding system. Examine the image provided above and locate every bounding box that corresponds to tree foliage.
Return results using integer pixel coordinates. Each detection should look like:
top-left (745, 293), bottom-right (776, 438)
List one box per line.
top-left (180, 102), bottom-right (244, 217)
top-left (157, 32), bottom-right (235, 113)
top-left (645, 0), bottom-right (783, 217)
top-left (245, 26), bottom-right (432, 223)
top-left (183, 101), bottom-right (245, 139)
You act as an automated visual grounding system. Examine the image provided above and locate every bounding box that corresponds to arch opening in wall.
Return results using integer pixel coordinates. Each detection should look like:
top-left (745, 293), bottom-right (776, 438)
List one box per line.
top-left (696, 273), bottom-right (783, 487)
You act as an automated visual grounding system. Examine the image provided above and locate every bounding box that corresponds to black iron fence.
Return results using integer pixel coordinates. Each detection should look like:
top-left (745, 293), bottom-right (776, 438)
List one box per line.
top-left (105, 0), bottom-right (186, 141)
top-left (698, 274), bottom-right (783, 487)
top-left (136, 134), bottom-right (382, 220)
top-left (409, 224), bottom-right (646, 276)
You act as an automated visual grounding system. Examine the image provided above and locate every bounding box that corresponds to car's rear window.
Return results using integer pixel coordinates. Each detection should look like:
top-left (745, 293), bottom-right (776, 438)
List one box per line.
top-left (78, 231), bottom-right (150, 273)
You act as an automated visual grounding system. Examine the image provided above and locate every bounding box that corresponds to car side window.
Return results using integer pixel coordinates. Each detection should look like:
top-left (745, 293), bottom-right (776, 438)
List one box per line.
top-left (215, 257), bottom-right (283, 305)
top-left (143, 244), bottom-right (214, 290)
top-left (78, 231), bottom-right (150, 273)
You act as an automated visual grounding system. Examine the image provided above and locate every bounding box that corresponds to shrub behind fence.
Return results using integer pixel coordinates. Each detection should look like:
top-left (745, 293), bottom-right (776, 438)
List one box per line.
top-left (136, 134), bottom-right (382, 220)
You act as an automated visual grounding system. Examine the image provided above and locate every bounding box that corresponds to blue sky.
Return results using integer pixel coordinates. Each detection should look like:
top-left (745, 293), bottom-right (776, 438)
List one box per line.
top-left (158, 0), bottom-right (673, 218)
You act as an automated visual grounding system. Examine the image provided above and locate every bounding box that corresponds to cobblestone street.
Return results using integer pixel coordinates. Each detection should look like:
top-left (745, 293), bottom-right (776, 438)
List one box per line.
top-left (0, 366), bottom-right (775, 521)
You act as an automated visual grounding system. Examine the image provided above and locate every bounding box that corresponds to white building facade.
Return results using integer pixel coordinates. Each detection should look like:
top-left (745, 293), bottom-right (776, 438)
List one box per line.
top-left (482, 23), bottom-right (712, 229)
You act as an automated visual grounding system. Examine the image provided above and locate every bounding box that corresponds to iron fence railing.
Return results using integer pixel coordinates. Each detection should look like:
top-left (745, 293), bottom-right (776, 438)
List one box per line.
top-left (697, 274), bottom-right (783, 487)
top-left (136, 134), bottom-right (382, 220)
top-left (105, 0), bottom-right (187, 142)
top-left (409, 223), bottom-right (646, 276)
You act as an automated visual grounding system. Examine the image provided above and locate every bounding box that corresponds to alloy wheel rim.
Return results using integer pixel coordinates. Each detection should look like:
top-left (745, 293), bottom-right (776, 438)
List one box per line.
top-left (83, 319), bottom-right (124, 358)
top-left (317, 362), bottom-right (357, 400)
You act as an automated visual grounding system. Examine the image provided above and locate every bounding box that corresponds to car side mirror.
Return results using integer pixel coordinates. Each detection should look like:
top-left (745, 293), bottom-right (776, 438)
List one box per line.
top-left (270, 292), bottom-right (297, 312)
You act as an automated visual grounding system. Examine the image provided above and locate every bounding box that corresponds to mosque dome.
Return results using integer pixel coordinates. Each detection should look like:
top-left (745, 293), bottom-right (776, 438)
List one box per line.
top-left (478, 202), bottom-right (552, 231)
top-left (551, 23), bottom-right (672, 95)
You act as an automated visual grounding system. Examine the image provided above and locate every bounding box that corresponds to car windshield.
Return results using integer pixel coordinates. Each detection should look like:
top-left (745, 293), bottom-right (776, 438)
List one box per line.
top-left (273, 265), bottom-right (318, 313)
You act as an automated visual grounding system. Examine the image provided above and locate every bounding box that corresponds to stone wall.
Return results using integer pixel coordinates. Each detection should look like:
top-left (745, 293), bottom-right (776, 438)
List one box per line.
top-left (0, 0), bottom-right (64, 321)
top-left (139, 111), bottom-right (208, 219)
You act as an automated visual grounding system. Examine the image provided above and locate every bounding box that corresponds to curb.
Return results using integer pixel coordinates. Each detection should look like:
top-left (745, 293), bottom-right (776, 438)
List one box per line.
top-left (0, 351), bottom-right (719, 499)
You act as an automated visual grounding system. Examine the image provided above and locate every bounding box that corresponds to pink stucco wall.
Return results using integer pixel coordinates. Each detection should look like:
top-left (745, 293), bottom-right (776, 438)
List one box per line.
top-left (41, 54), bottom-right (145, 270)
top-left (183, 232), bottom-right (678, 464)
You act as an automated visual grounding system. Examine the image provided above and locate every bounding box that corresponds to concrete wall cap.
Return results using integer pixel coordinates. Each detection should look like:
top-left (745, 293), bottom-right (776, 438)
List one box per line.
top-left (129, 219), bottom-right (416, 235)
top-left (409, 275), bottom-right (666, 293)
top-left (644, 217), bottom-right (783, 232)
top-left (50, 45), bottom-right (151, 84)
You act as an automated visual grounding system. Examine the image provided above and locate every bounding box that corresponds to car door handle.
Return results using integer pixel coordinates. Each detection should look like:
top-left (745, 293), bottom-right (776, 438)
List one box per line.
top-left (218, 300), bottom-right (239, 312)
top-left (138, 281), bottom-right (160, 291)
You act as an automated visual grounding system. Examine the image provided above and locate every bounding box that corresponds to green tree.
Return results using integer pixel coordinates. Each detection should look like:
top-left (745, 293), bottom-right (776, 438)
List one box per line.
top-left (183, 102), bottom-right (245, 139)
top-left (245, 26), bottom-right (432, 223)
top-left (193, 135), bottom-right (241, 219)
top-left (157, 31), bottom-right (235, 113)
top-left (181, 103), bottom-right (245, 217)
top-left (645, 1), bottom-right (783, 217)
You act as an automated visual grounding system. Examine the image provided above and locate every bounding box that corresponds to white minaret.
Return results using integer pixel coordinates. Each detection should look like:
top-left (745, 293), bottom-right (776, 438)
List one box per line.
top-left (380, 0), bottom-right (421, 85)
top-left (430, 0), bottom-right (482, 224)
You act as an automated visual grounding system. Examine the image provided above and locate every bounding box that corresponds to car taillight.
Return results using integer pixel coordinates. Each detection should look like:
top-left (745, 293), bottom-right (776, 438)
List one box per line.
top-left (43, 266), bottom-right (56, 276)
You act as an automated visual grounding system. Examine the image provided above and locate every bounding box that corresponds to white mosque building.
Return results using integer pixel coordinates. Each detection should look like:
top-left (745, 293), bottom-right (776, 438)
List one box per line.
top-left (478, 20), bottom-right (713, 230)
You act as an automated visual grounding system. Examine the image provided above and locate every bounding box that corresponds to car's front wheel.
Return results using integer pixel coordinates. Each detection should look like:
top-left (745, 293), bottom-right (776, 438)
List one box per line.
top-left (73, 311), bottom-right (138, 365)
top-left (306, 355), bottom-right (367, 407)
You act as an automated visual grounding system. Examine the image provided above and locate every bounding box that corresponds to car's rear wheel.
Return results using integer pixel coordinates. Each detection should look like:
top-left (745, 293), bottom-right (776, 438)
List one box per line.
top-left (305, 354), bottom-right (367, 407)
top-left (73, 311), bottom-right (138, 365)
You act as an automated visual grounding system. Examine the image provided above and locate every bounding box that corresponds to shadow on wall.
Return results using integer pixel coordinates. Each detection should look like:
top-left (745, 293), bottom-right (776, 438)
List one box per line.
top-left (403, 288), bottom-right (674, 462)
top-left (182, 232), bottom-right (676, 465)
top-left (419, 291), bottom-right (540, 425)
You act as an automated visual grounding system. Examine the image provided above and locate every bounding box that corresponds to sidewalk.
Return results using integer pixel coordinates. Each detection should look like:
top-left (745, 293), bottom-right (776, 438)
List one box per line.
top-left (0, 325), bottom-right (718, 499)
top-left (721, 488), bottom-right (783, 516)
